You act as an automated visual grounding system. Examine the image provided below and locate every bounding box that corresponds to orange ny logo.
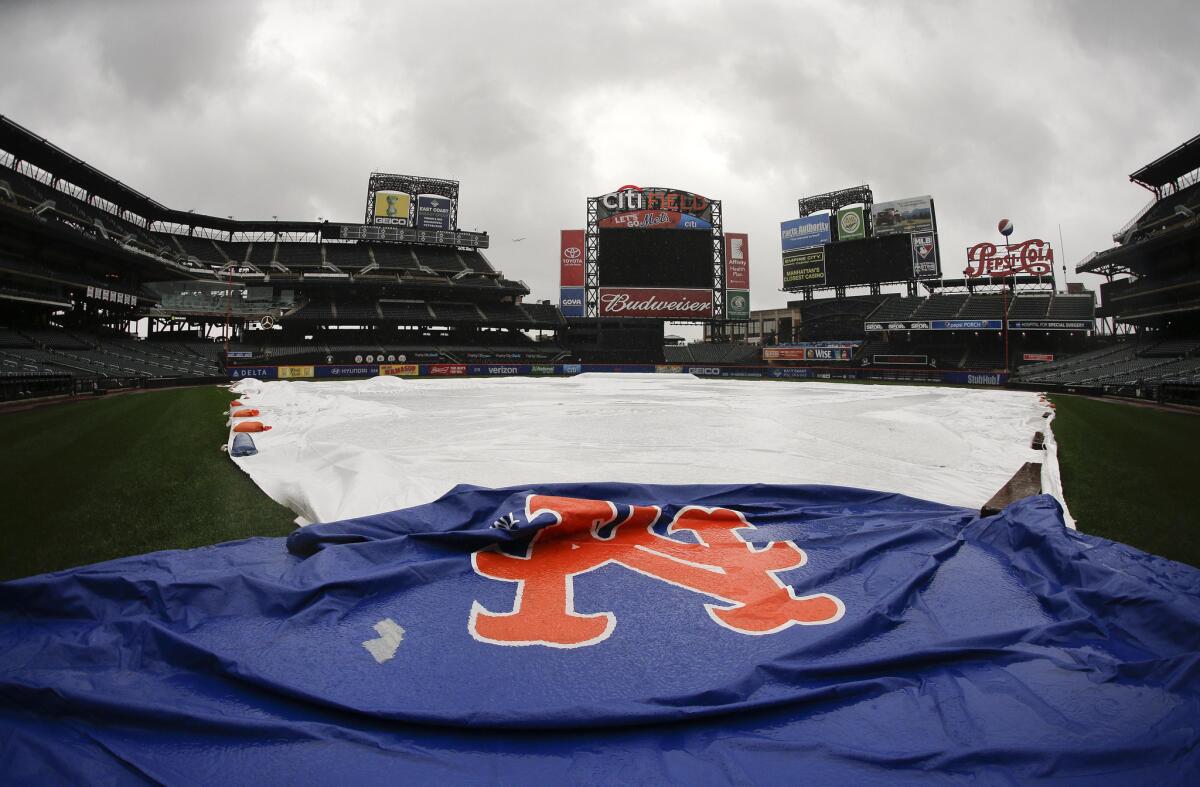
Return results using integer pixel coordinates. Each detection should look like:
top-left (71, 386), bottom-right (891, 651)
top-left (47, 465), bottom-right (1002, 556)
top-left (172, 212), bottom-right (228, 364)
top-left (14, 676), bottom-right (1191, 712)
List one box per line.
top-left (469, 495), bottom-right (845, 648)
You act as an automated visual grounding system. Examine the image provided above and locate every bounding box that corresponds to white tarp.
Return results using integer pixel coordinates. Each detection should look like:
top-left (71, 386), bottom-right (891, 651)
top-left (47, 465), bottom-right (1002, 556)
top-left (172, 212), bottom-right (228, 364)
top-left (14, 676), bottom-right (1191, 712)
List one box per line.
top-left (229, 374), bottom-right (1068, 527)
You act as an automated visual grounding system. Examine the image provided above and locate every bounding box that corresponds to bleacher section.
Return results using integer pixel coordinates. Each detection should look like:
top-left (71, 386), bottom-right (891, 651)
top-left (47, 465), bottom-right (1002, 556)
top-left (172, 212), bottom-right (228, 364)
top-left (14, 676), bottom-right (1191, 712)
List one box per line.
top-left (864, 293), bottom-right (1094, 325)
top-left (1014, 337), bottom-right (1200, 389)
top-left (912, 294), bottom-right (968, 319)
top-left (663, 344), bottom-right (760, 365)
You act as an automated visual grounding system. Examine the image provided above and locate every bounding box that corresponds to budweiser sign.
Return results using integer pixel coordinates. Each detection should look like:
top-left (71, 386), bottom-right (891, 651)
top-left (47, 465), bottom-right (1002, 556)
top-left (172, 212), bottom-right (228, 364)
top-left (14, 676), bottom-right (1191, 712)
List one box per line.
top-left (598, 287), bottom-right (713, 318)
top-left (964, 239), bottom-right (1054, 278)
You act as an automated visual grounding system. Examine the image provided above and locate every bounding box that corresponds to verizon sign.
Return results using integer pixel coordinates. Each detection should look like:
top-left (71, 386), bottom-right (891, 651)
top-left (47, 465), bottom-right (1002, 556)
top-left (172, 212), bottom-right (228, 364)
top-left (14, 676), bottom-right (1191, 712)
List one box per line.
top-left (598, 288), bottom-right (713, 318)
top-left (964, 239), bottom-right (1054, 278)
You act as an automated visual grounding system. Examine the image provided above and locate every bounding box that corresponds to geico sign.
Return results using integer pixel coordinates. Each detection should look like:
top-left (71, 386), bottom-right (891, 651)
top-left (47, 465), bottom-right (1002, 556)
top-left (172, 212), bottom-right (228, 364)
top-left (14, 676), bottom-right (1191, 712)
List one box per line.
top-left (599, 185), bottom-right (709, 215)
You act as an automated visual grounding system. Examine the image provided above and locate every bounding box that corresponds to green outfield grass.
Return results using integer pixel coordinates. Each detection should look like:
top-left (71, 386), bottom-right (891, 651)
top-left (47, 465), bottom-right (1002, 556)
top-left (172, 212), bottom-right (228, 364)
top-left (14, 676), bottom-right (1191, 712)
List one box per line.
top-left (0, 387), bottom-right (296, 581)
top-left (1049, 394), bottom-right (1199, 568)
top-left (0, 386), bottom-right (1195, 580)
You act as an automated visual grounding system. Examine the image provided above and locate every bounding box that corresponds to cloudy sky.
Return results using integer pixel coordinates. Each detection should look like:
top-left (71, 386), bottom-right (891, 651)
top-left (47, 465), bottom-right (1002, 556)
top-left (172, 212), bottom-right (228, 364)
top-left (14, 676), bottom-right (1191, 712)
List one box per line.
top-left (2, 0), bottom-right (1197, 318)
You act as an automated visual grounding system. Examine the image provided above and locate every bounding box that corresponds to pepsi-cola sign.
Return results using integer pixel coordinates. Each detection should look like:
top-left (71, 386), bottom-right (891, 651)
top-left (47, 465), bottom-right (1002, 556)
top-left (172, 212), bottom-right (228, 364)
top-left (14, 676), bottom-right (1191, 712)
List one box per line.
top-left (964, 239), bottom-right (1054, 278)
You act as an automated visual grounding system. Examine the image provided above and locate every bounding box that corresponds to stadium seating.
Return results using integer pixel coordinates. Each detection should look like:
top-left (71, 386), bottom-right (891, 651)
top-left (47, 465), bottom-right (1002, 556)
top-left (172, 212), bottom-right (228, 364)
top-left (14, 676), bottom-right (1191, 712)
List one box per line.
top-left (912, 294), bottom-right (968, 319)
top-left (665, 343), bottom-right (761, 364)
top-left (957, 295), bottom-right (1005, 319)
top-left (865, 297), bottom-right (923, 322)
top-left (1007, 296), bottom-right (1051, 319)
top-left (429, 303), bottom-right (485, 322)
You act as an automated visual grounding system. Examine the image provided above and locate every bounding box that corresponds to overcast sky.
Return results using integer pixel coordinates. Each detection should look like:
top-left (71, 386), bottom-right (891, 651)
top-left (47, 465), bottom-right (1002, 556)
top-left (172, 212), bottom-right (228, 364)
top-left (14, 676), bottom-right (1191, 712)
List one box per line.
top-left (2, 0), bottom-right (1198, 318)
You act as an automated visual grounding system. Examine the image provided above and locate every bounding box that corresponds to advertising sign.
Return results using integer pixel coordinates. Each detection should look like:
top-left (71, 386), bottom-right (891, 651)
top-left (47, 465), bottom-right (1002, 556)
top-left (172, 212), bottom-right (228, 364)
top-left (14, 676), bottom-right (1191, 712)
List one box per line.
top-left (560, 229), bottom-right (585, 287)
top-left (277, 365), bottom-right (315, 379)
top-left (598, 211), bottom-right (711, 231)
top-left (597, 288), bottom-right (713, 318)
top-left (911, 232), bottom-right (940, 278)
top-left (782, 248), bottom-right (826, 287)
top-left (964, 239), bottom-right (1054, 278)
top-left (836, 206), bottom-right (866, 241)
top-left (559, 287), bottom-right (585, 318)
top-left (763, 344), bottom-right (856, 362)
top-left (226, 351), bottom-right (254, 359)
top-left (372, 191), bottom-right (411, 226)
top-left (942, 371), bottom-right (1007, 386)
top-left (726, 290), bottom-right (751, 320)
top-left (366, 173), bottom-right (458, 229)
top-left (530, 365), bottom-right (557, 376)
top-left (594, 186), bottom-right (713, 224)
top-left (873, 354), bottom-right (929, 365)
top-left (864, 320), bottom-right (1004, 331)
top-left (780, 215), bottom-right (832, 252)
top-left (1009, 320), bottom-right (1091, 331)
top-left (320, 365), bottom-right (375, 378)
top-left (1023, 353), bottom-right (1055, 362)
top-left (725, 232), bottom-right (749, 289)
top-left (228, 366), bottom-right (278, 380)
top-left (414, 194), bottom-right (452, 230)
top-left (379, 364), bottom-right (419, 377)
top-left (426, 364), bottom-right (467, 376)
top-left (871, 196), bottom-right (935, 237)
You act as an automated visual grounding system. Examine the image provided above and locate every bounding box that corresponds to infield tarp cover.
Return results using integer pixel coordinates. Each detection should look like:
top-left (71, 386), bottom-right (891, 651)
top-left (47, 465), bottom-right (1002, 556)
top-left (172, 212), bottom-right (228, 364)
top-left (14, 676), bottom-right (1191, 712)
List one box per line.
top-left (1, 484), bottom-right (1198, 784)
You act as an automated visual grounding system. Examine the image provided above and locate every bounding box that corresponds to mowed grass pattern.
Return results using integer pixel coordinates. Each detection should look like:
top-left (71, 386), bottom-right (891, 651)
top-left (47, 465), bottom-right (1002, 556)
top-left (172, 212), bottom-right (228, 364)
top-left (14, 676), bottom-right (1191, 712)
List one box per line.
top-left (0, 387), bottom-right (296, 580)
top-left (1050, 394), bottom-right (1199, 568)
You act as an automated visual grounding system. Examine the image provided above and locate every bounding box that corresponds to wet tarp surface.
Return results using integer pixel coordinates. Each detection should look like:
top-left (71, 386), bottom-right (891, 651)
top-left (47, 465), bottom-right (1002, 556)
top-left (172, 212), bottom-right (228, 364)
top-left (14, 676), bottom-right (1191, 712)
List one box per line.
top-left (1, 484), bottom-right (1197, 784)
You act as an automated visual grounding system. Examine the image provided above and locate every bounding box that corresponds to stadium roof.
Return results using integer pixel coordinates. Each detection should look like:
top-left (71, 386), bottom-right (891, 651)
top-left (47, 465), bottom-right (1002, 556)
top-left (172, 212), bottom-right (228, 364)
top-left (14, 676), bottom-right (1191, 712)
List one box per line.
top-left (0, 114), bottom-right (324, 233)
top-left (1130, 133), bottom-right (1200, 190)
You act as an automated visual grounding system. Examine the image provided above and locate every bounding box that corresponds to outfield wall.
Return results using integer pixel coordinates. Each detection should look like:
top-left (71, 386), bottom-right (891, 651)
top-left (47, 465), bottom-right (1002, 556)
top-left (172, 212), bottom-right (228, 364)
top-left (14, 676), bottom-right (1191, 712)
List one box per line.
top-left (227, 363), bottom-right (1010, 386)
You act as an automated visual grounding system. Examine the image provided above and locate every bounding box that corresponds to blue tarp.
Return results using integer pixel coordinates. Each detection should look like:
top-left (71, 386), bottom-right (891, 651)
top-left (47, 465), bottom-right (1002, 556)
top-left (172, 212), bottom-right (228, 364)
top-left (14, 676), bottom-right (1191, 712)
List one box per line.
top-left (1, 484), bottom-right (1198, 784)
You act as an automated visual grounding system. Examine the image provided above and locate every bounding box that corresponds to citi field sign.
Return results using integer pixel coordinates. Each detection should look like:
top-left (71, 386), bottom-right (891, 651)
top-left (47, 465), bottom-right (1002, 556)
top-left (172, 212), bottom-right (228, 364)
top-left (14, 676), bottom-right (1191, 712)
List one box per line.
top-left (596, 185), bottom-right (714, 225)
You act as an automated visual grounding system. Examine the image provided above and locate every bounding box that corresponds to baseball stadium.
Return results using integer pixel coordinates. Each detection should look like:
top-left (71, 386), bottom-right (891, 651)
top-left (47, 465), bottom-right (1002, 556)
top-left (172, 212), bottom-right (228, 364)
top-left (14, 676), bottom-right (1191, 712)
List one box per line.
top-left (2, 27), bottom-right (1200, 783)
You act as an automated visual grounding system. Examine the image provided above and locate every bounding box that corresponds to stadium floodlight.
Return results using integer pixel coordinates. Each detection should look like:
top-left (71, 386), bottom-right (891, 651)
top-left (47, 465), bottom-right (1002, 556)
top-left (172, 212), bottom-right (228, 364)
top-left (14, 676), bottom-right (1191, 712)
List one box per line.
top-left (33, 200), bottom-right (55, 216)
top-left (452, 270), bottom-right (471, 281)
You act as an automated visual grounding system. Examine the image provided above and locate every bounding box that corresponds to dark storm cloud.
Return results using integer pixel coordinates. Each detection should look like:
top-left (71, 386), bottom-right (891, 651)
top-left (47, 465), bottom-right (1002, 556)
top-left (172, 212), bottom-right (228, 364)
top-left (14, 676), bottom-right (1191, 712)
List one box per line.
top-left (1, 0), bottom-right (1197, 315)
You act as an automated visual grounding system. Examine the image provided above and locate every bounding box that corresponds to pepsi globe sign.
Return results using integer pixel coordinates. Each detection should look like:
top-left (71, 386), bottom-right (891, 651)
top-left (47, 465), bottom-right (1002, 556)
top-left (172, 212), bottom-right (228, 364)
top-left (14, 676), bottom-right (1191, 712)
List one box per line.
top-left (998, 218), bottom-right (1014, 237)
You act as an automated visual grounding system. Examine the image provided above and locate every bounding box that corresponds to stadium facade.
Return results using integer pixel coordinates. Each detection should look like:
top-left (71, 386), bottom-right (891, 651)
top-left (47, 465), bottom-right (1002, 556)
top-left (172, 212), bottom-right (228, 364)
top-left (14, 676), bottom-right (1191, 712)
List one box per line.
top-left (1, 115), bottom-right (1198, 403)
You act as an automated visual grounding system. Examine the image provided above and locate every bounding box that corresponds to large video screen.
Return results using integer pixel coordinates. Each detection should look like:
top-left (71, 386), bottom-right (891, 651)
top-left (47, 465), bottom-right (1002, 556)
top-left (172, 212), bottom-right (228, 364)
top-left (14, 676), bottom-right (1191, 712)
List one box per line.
top-left (783, 233), bottom-right (938, 288)
top-left (823, 233), bottom-right (935, 286)
top-left (597, 227), bottom-right (713, 289)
